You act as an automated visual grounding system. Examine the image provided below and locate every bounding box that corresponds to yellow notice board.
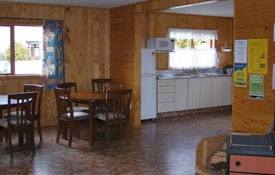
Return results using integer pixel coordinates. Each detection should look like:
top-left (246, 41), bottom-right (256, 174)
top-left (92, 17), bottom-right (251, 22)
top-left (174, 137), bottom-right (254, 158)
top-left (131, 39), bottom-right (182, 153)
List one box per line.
top-left (248, 39), bottom-right (268, 74)
top-left (234, 63), bottom-right (247, 87)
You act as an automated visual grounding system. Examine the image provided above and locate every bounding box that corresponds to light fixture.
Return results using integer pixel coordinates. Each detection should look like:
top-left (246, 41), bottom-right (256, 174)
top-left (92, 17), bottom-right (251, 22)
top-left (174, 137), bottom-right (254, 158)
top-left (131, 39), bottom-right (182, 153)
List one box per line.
top-left (169, 0), bottom-right (218, 9)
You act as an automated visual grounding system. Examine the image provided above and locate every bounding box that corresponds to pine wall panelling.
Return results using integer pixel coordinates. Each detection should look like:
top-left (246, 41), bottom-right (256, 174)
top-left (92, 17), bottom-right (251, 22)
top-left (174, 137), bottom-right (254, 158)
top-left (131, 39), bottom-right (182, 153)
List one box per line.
top-left (110, 5), bottom-right (141, 128)
top-left (0, 2), bottom-right (110, 126)
top-left (233, 0), bottom-right (275, 133)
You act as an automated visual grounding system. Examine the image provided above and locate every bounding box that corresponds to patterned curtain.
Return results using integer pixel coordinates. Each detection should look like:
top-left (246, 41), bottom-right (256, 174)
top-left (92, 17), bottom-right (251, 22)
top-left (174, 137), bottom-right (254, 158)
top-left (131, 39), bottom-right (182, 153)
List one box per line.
top-left (42, 20), bottom-right (65, 90)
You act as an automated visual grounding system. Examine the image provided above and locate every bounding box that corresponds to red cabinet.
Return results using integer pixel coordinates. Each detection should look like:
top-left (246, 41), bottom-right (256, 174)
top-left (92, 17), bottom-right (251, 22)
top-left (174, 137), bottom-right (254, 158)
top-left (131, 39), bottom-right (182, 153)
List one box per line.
top-left (229, 155), bottom-right (275, 174)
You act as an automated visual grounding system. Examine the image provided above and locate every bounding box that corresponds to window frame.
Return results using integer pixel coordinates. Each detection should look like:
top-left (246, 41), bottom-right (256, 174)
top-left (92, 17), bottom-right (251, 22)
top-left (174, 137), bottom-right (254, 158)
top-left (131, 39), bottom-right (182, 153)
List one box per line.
top-left (168, 28), bottom-right (218, 70)
top-left (0, 19), bottom-right (43, 75)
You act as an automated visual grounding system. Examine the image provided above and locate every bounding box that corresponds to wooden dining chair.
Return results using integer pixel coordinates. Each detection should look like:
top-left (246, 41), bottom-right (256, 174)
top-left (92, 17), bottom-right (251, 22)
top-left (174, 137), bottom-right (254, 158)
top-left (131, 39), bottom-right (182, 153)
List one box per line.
top-left (54, 87), bottom-right (89, 147)
top-left (91, 78), bottom-right (112, 92)
top-left (91, 88), bottom-right (132, 144)
top-left (104, 81), bottom-right (124, 91)
top-left (0, 91), bottom-right (37, 161)
top-left (56, 82), bottom-right (89, 112)
top-left (24, 84), bottom-right (44, 141)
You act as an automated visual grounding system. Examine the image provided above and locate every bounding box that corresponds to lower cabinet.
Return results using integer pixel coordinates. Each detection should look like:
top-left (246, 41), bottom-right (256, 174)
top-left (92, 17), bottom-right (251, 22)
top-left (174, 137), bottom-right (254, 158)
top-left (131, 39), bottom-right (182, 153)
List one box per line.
top-left (222, 76), bottom-right (232, 106)
top-left (188, 78), bottom-right (200, 109)
top-left (212, 77), bottom-right (223, 107)
top-left (157, 79), bottom-right (175, 113)
top-left (199, 77), bottom-right (212, 108)
top-left (157, 76), bottom-right (232, 113)
top-left (175, 79), bottom-right (188, 111)
top-left (212, 76), bottom-right (232, 107)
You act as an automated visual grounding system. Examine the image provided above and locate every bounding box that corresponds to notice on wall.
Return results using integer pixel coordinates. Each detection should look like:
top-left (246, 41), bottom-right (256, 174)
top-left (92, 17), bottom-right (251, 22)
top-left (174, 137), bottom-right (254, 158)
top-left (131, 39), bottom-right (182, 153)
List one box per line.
top-left (234, 63), bottom-right (247, 88)
top-left (249, 74), bottom-right (264, 100)
top-left (235, 40), bottom-right (248, 63)
top-left (248, 39), bottom-right (268, 74)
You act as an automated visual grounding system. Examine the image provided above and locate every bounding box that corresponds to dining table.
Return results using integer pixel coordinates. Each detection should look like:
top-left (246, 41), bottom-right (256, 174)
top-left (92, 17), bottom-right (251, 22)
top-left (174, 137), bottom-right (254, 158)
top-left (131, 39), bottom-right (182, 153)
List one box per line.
top-left (0, 95), bottom-right (9, 109)
top-left (0, 95), bottom-right (19, 117)
top-left (70, 91), bottom-right (106, 146)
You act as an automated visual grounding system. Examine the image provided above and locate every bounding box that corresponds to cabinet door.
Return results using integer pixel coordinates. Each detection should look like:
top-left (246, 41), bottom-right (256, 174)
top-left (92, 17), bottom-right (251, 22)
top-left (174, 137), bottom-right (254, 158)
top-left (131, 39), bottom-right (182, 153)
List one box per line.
top-left (158, 103), bottom-right (174, 113)
top-left (158, 79), bottom-right (174, 86)
top-left (200, 77), bottom-right (212, 108)
top-left (212, 77), bottom-right (223, 107)
top-left (222, 76), bottom-right (232, 105)
top-left (188, 78), bottom-right (200, 109)
top-left (175, 79), bottom-right (188, 111)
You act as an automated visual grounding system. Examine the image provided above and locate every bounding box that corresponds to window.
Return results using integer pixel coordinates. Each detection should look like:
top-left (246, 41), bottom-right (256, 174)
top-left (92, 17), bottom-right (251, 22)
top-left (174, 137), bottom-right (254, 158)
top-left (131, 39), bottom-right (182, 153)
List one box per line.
top-left (0, 20), bottom-right (43, 75)
top-left (168, 28), bottom-right (218, 70)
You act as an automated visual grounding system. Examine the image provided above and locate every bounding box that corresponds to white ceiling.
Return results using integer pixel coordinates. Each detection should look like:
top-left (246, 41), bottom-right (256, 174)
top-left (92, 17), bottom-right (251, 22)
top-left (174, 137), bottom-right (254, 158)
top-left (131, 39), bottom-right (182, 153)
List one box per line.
top-left (0, 0), bottom-right (148, 8)
top-left (0, 0), bottom-right (234, 17)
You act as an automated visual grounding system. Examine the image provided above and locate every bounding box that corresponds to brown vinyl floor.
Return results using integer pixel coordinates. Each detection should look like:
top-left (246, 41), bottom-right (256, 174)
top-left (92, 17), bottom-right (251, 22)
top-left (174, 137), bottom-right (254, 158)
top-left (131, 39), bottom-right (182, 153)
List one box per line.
top-left (0, 110), bottom-right (231, 175)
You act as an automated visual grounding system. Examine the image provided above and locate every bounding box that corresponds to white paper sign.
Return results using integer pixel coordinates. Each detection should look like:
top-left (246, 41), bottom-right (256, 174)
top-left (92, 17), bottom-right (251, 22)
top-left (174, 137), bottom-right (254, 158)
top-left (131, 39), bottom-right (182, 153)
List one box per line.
top-left (235, 40), bottom-right (248, 63)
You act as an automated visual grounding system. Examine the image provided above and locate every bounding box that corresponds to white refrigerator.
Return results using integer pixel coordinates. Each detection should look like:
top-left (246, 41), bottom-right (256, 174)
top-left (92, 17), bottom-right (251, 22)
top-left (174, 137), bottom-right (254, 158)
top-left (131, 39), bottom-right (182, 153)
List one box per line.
top-left (141, 49), bottom-right (157, 120)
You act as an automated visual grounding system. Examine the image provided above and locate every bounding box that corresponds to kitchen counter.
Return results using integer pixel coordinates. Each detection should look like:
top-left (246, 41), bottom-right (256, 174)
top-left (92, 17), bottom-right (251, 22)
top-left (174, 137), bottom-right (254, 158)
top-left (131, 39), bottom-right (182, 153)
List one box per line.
top-left (157, 73), bottom-right (232, 79)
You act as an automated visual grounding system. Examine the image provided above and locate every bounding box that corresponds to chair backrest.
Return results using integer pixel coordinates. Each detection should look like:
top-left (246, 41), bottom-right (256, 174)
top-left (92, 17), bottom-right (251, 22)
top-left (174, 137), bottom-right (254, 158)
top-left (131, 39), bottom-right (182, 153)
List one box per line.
top-left (105, 89), bottom-right (132, 123)
top-left (104, 81), bottom-right (124, 91)
top-left (24, 84), bottom-right (44, 115)
top-left (91, 79), bottom-right (112, 92)
top-left (54, 87), bottom-right (73, 120)
top-left (7, 91), bottom-right (37, 128)
top-left (56, 82), bottom-right (78, 93)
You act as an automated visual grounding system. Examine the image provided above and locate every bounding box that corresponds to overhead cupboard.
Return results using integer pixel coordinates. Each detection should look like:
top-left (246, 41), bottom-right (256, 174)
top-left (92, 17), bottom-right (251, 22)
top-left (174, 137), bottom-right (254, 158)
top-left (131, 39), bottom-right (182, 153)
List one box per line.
top-left (157, 76), bottom-right (232, 113)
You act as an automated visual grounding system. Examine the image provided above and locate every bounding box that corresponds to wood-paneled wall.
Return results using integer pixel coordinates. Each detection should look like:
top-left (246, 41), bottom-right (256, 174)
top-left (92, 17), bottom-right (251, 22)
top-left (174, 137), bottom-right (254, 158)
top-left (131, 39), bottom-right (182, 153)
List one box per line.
top-left (0, 2), bottom-right (110, 126)
top-left (110, 5), bottom-right (142, 128)
top-left (148, 13), bottom-right (233, 70)
top-left (110, 1), bottom-right (233, 128)
top-left (233, 0), bottom-right (275, 133)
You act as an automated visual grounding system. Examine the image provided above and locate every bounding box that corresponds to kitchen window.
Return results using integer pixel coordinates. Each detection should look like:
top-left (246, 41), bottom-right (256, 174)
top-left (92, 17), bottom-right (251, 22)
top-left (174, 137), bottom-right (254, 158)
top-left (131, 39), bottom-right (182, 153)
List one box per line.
top-left (0, 19), bottom-right (43, 75)
top-left (168, 28), bottom-right (218, 69)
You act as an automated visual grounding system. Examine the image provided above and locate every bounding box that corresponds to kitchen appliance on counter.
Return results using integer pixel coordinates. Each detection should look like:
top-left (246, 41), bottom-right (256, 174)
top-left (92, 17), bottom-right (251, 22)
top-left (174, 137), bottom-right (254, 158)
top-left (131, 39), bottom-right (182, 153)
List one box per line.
top-left (141, 49), bottom-right (157, 120)
top-left (147, 38), bottom-right (175, 52)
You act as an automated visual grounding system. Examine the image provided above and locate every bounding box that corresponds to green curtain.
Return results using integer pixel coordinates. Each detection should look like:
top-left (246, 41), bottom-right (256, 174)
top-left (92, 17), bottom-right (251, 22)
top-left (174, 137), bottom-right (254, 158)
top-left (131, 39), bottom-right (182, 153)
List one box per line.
top-left (42, 20), bottom-right (65, 90)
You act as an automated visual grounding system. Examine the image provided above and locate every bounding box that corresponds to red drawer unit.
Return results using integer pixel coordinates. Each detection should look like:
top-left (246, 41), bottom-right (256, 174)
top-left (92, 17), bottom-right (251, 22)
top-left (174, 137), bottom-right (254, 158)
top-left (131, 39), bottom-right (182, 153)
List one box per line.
top-left (226, 133), bottom-right (275, 175)
top-left (229, 155), bottom-right (275, 174)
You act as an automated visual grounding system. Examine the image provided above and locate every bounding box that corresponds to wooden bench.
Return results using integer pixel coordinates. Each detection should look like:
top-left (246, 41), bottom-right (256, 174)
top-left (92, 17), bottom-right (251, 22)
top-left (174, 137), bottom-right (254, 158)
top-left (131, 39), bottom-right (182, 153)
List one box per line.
top-left (195, 135), bottom-right (227, 175)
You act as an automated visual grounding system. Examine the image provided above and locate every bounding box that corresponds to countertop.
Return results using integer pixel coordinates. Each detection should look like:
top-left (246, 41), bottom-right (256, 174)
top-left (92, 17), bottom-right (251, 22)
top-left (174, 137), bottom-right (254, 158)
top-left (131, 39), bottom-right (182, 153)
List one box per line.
top-left (157, 73), bottom-right (232, 80)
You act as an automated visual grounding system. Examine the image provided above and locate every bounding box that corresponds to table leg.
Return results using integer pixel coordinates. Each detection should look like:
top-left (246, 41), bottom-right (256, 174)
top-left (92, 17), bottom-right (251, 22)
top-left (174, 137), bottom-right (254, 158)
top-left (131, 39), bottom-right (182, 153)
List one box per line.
top-left (88, 114), bottom-right (94, 146)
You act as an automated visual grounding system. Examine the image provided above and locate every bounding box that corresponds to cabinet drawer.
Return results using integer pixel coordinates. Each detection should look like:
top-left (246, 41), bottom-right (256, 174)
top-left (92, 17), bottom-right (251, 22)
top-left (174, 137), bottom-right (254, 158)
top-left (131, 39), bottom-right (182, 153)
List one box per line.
top-left (229, 155), bottom-right (275, 174)
top-left (158, 86), bottom-right (174, 93)
top-left (158, 79), bottom-right (174, 86)
top-left (158, 102), bottom-right (174, 113)
top-left (158, 93), bottom-right (174, 103)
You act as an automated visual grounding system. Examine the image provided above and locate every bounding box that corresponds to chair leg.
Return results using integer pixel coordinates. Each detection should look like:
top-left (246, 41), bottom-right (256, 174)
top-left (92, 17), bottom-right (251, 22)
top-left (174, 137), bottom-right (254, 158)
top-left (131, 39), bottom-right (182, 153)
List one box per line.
top-left (31, 127), bottom-right (35, 156)
top-left (68, 122), bottom-right (73, 148)
top-left (125, 124), bottom-right (129, 144)
top-left (105, 125), bottom-right (110, 144)
top-left (7, 132), bottom-right (13, 161)
top-left (74, 122), bottom-right (80, 138)
top-left (37, 118), bottom-right (42, 141)
top-left (56, 120), bottom-right (61, 144)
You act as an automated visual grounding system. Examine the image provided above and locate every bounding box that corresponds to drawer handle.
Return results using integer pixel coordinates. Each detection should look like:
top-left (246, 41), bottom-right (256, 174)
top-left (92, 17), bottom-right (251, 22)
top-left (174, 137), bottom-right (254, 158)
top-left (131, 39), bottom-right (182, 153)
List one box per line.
top-left (235, 161), bottom-right (241, 167)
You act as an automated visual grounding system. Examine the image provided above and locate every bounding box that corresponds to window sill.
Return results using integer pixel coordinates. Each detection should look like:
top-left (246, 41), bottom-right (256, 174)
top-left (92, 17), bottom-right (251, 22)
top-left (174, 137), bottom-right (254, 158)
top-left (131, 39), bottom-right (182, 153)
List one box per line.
top-left (0, 74), bottom-right (42, 80)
